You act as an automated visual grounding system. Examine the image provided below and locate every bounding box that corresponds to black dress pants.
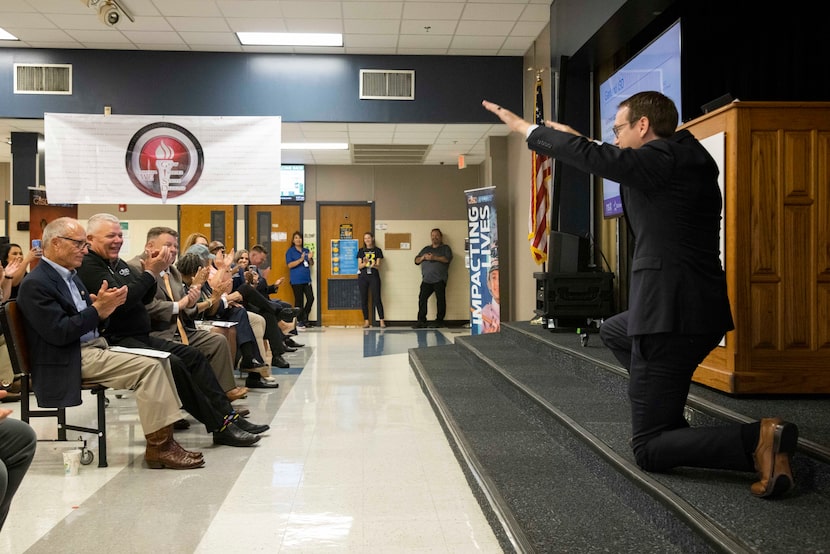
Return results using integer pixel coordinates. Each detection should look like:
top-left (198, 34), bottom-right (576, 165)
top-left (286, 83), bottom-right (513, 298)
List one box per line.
top-left (291, 282), bottom-right (314, 324)
top-left (417, 280), bottom-right (446, 323)
top-left (108, 334), bottom-right (229, 432)
top-left (599, 311), bottom-right (754, 473)
top-left (236, 283), bottom-right (289, 354)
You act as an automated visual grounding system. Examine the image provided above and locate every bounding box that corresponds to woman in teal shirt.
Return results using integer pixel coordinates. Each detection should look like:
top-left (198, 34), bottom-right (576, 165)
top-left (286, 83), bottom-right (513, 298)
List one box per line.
top-left (285, 231), bottom-right (314, 328)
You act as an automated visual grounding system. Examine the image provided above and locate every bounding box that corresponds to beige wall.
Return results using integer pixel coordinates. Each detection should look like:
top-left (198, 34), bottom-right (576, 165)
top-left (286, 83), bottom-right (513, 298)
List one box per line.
top-left (1, 164), bottom-right (477, 324)
top-left (0, 30), bottom-right (550, 324)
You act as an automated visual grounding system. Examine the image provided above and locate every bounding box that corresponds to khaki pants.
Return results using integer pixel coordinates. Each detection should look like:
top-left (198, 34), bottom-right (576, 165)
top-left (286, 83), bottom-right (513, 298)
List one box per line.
top-left (81, 339), bottom-right (184, 435)
top-left (247, 311), bottom-right (271, 365)
top-left (0, 336), bottom-right (14, 385)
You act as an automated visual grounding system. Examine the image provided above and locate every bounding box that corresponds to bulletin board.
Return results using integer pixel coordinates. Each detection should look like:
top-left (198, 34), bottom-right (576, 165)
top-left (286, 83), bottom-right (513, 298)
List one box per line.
top-left (384, 233), bottom-right (411, 250)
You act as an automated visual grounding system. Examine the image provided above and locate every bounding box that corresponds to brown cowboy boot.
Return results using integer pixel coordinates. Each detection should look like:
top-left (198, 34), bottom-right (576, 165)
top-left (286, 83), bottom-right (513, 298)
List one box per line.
top-left (145, 425), bottom-right (205, 469)
top-left (168, 437), bottom-right (203, 463)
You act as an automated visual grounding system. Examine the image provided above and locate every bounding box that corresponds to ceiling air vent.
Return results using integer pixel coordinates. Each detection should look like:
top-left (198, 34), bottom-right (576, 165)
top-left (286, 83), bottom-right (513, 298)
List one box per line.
top-left (14, 63), bottom-right (72, 95)
top-left (359, 69), bottom-right (415, 100)
top-left (351, 144), bottom-right (430, 165)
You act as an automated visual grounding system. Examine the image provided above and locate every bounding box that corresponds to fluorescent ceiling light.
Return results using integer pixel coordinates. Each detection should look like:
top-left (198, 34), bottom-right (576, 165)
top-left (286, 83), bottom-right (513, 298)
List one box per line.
top-left (282, 143), bottom-right (349, 150)
top-left (237, 32), bottom-right (343, 47)
top-left (0, 28), bottom-right (19, 41)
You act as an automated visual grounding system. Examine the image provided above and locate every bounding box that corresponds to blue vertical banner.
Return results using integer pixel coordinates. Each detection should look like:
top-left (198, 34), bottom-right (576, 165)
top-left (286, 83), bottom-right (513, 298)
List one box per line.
top-left (465, 186), bottom-right (500, 334)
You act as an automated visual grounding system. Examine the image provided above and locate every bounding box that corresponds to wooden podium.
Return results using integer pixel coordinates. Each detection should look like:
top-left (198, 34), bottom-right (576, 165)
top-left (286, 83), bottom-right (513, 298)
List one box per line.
top-left (682, 102), bottom-right (830, 394)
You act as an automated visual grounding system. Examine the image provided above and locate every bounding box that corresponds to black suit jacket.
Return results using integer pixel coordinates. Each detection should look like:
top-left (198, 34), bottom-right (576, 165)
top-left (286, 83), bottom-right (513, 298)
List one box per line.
top-left (76, 250), bottom-right (158, 340)
top-left (527, 126), bottom-right (734, 336)
top-left (17, 259), bottom-right (103, 407)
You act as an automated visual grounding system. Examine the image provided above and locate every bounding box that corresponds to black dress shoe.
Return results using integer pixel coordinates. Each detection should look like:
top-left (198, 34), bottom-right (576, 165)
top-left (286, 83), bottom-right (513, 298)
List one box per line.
top-left (413, 321), bottom-right (428, 329)
top-left (246, 376), bottom-right (280, 389)
top-left (213, 423), bottom-right (261, 447)
top-left (278, 308), bottom-right (299, 322)
top-left (239, 358), bottom-right (266, 370)
top-left (173, 418), bottom-right (191, 430)
top-left (284, 338), bottom-right (304, 348)
top-left (283, 345), bottom-right (298, 353)
top-left (235, 418), bottom-right (270, 434)
top-left (0, 392), bottom-right (21, 403)
top-left (272, 355), bottom-right (289, 368)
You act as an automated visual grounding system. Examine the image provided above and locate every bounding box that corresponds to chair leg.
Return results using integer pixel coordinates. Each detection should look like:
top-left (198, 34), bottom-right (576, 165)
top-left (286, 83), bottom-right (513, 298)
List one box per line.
top-left (57, 408), bottom-right (68, 441)
top-left (94, 389), bottom-right (108, 468)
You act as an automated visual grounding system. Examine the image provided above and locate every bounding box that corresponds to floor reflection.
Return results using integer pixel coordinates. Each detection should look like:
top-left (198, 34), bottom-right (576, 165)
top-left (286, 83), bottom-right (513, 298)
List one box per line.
top-left (362, 329), bottom-right (450, 357)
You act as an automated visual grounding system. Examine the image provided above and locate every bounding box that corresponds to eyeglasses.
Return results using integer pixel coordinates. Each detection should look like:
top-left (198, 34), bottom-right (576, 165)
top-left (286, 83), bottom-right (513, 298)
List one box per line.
top-left (58, 236), bottom-right (91, 250)
top-left (611, 122), bottom-right (630, 138)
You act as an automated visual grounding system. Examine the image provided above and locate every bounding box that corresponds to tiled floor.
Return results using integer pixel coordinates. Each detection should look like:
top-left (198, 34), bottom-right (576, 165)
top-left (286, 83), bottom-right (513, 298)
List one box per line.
top-left (0, 326), bottom-right (501, 553)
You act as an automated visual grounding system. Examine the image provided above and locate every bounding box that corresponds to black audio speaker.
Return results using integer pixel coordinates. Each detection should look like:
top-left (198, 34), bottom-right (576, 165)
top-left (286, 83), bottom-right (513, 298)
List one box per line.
top-left (16, 221), bottom-right (29, 231)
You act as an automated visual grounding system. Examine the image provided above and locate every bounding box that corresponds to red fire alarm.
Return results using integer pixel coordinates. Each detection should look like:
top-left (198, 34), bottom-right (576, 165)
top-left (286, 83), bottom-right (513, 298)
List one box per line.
top-left (118, 204), bottom-right (127, 212)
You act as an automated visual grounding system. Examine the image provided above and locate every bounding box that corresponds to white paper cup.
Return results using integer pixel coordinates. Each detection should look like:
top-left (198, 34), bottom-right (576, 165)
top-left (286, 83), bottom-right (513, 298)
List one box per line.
top-left (63, 450), bottom-right (82, 476)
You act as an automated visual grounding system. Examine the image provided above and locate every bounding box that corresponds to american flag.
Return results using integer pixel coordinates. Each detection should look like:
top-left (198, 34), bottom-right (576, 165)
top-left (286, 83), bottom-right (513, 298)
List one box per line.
top-left (529, 79), bottom-right (552, 264)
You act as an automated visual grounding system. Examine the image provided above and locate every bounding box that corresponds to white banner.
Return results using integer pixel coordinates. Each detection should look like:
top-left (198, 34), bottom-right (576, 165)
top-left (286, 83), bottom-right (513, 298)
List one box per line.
top-left (44, 113), bottom-right (281, 205)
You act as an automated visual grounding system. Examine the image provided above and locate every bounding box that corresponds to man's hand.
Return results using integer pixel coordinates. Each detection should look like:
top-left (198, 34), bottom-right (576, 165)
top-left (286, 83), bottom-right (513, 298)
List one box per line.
top-left (215, 248), bottom-right (235, 271)
top-left (144, 246), bottom-right (173, 275)
top-left (90, 280), bottom-right (128, 319)
top-left (182, 284), bottom-right (201, 309)
top-left (482, 100), bottom-right (533, 135)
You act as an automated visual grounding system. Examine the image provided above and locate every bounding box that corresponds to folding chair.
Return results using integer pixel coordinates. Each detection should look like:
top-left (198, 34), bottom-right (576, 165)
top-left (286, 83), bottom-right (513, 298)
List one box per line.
top-left (0, 300), bottom-right (108, 467)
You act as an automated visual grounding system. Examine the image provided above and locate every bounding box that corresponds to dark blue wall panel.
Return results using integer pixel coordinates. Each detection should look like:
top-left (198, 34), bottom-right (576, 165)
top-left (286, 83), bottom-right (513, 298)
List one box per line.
top-left (0, 48), bottom-right (522, 123)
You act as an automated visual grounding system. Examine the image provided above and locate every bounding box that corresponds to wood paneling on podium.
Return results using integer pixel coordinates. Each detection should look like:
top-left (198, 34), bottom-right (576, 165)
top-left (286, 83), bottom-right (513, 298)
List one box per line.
top-left (682, 102), bottom-right (830, 394)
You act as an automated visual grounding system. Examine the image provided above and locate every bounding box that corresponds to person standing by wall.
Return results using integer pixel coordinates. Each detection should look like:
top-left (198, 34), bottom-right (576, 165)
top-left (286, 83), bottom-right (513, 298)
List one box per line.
top-left (285, 231), bottom-right (314, 329)
top-left (414, 228), bottom-right (453, 328)
top-left (357, 232), bottom-right (386, 328)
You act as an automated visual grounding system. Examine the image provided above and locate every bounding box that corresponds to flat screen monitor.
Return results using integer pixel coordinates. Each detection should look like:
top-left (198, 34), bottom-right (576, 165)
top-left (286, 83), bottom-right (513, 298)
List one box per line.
top-left (280, 164), bottom-right (305, 202)
top-left (598, 19), bottom-right (682, 218)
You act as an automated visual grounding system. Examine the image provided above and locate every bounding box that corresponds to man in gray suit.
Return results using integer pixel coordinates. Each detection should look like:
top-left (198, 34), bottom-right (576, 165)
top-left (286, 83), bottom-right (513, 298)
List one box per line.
top-left (484, 91), bottom-right (798, 499)
top-left (128, 227), bottom-right (248, 402)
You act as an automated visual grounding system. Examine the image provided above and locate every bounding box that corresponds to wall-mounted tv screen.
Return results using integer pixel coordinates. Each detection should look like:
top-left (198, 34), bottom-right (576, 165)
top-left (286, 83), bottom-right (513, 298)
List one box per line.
top-left (598, 19), bottom-right (682, 218)
top-left (280, 164), bottom-right (305, 201)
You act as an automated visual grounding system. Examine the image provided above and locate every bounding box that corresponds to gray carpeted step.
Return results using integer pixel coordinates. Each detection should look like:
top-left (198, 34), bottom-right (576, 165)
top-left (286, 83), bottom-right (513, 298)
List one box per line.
top-left (410, 323), bottom-right (830, 553)
top-left (412, 345), bottom-right (726, 553)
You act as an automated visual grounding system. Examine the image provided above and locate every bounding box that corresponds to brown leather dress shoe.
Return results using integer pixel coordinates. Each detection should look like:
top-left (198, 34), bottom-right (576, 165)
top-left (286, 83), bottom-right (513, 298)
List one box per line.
top-left (752, 417), bottom-right (798, 498)
top-left (226, 386), bottom-right (249, 401)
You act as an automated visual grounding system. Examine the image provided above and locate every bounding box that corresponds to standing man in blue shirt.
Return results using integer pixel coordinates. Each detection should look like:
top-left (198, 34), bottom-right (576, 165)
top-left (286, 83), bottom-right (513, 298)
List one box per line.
top-left (414, 228), bottom-right (453, 328)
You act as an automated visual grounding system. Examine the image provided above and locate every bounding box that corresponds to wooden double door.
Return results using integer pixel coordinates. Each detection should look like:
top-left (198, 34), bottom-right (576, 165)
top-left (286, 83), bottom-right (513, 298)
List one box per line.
top-left (179, 203), bottom-right (300, 298)
top-left (179, 202), bottom-right (372, 326)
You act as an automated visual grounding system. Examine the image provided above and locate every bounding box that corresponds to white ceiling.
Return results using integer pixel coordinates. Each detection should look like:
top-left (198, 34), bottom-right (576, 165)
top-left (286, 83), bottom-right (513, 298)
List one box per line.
top-left (0, 0), bottom-right (549, 166)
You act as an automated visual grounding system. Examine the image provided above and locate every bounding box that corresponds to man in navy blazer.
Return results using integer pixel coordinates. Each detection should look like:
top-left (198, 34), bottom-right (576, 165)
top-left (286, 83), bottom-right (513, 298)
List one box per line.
top-left (16, 217), bottom-right (203, 469)
top-left (483, 92), bottom-right (798, 498)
